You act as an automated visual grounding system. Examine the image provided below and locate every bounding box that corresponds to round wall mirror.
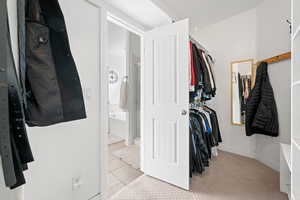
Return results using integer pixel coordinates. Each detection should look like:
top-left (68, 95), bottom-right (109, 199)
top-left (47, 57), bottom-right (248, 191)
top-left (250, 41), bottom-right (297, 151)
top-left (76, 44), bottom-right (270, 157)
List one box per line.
top-left (109, 70), bottom-right (119, 84)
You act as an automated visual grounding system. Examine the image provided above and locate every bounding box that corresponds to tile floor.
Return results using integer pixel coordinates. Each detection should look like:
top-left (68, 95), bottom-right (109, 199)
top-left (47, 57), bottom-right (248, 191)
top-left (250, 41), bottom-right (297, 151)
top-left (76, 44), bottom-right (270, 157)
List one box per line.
top-left (112, 144), bottom-right (140, 169)
top-left (106, 141), bottom-right (143, 199)
top-left (108, 134), bottom-right (124, 145)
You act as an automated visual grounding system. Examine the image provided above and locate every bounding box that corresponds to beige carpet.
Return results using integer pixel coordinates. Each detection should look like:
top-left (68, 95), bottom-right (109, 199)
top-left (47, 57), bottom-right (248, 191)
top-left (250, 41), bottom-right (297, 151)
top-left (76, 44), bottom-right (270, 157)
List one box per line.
top-left (110, 151), bottom-right (288, 200)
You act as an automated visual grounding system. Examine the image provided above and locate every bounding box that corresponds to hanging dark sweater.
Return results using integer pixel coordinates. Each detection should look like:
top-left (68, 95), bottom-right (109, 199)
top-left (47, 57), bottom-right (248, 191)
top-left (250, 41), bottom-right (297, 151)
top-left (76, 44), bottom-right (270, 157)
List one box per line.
top-left (0, 0), bottom-right (34, 189)
top-left (245, 62), bottom-right (279, 137)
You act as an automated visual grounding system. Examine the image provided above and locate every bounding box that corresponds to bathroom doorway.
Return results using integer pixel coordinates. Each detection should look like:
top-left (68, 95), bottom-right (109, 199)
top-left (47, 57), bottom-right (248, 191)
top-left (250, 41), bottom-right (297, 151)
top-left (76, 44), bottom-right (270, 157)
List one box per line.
top-left (106, 15), bottom-right (143, 199)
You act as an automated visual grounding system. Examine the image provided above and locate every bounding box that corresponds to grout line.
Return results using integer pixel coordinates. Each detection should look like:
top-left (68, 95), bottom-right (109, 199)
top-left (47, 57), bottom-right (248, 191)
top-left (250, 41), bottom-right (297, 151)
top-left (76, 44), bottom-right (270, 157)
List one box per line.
top-left (110, 172), bottom-right (127, 186)
top-left (107, 142), bottom-right (142, 199)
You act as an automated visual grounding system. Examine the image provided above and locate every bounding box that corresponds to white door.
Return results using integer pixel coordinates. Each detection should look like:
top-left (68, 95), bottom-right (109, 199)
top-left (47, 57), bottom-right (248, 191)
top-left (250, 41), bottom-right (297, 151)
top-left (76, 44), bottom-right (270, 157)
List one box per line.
top-left (143, 19), bottom-right (190, 190)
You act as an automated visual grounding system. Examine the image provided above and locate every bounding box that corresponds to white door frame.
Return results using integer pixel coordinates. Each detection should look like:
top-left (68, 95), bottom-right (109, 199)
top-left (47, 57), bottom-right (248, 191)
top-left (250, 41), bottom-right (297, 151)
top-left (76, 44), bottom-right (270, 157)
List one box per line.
top-left (105, 12), bottom-right (145, 198)
top-left (86, 1), bottom-right (147, 199)
top-left (85, 1), bottom-right (109, 199)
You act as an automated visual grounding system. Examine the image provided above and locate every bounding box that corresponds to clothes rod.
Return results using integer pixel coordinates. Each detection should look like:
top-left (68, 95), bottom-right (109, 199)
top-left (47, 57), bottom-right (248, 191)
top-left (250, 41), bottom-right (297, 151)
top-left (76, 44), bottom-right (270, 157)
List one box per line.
top-left (257, 52), bottom-right (291, 65)
top-left (189, 36), bottom-right (215, 63)
top-left (189, 36), bottom-right (209, 53)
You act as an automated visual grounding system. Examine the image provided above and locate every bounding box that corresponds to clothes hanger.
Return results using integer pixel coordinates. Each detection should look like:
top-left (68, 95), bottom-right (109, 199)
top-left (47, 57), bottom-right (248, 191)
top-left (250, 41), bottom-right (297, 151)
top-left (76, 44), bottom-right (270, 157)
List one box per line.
top-left (189, 36), bottom-right (216, 63)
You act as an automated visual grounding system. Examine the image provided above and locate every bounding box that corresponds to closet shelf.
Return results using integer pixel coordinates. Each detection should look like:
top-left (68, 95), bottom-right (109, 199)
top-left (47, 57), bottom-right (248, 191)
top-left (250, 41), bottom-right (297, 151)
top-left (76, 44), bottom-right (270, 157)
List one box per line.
top-left (280, 143), bottom-right (291, 171)
top-left (293, 24), bottom-right (300, 40)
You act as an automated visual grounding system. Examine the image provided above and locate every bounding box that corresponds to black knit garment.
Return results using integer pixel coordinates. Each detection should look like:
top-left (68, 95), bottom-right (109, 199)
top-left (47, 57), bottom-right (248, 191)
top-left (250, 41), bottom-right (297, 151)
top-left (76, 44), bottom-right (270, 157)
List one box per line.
top-left (245, 62), bottom-right (279, 137)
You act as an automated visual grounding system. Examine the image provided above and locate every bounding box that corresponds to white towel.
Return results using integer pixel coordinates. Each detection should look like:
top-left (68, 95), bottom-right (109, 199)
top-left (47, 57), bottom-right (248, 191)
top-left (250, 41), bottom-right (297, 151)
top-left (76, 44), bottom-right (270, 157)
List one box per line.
top-left (119, 77), bottom-right (128, 111)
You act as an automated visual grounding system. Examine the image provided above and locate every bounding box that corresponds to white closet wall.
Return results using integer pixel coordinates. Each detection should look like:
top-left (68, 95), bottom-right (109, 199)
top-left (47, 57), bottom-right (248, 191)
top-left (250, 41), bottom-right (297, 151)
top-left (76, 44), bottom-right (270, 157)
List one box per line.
top-left (292, 0), bottom-right (300, 199)
top-left (255, 0), bottom-right (291, 172)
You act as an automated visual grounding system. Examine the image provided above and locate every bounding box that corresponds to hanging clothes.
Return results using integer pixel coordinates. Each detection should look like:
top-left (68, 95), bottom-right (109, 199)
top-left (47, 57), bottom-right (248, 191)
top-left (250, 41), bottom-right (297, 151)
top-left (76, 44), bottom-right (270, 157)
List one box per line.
top-left (0, 0), bottom-right (34, 189)
top-left (189, 39), bottom-right (216, 102)
top-left (190, 41), bottom-right (197, 87)
top-left (188, 38), bottom-right (220, 176)
top-left (22, 0), bottom-right (87, 127)
top-left (238, 73), bottom-right (251, 123)
top-left (245, 62), bottom-right (279, 137)
top-left (189, 105), bottom-right (222, 176)
top-left (201, 50), bottom-right (215, 95)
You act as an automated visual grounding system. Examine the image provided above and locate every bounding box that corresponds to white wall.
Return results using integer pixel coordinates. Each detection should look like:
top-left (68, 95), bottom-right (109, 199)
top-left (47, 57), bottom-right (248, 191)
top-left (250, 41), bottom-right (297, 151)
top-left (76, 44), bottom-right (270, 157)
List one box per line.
top-left (108, 22), bottom-right (129, 140)
top-left (108, 52), bottom-right (127, 106)
top-left (255, 0), bottom-right (291, 171)
top-left (108, 22), bottom-right (128, 107)
top-left (128, 32), bottom-right (141, 141)
top-left (108, 21), bottom-right (128, 54)
top-left (2, 0), bottom-right (101, 200)
top-left (193, 9), bottom-right (258, 158)
top-left (107, 21), bottom-right (141, 143)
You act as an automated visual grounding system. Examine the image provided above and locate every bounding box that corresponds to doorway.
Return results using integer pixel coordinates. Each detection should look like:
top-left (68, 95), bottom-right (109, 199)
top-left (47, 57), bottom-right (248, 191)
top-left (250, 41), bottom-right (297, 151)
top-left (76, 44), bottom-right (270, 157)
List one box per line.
top-left (105, 14), bottom-right (143, 199)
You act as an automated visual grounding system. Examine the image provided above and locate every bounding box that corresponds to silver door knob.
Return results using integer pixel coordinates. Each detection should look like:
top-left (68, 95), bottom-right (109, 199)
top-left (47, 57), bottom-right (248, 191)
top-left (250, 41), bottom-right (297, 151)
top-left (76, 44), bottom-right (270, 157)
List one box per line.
top-left (181, 110), bottom-right (187, 116)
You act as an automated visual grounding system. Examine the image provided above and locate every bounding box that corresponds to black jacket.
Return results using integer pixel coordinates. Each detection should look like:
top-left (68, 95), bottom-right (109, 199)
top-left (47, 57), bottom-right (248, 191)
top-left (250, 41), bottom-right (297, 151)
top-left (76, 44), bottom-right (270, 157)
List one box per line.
top-left (191, 44), bottom-right (203, 88)
top-left (22, 0), bottom-right (86, 126)
top-left (245, 62), bottom-right (279, 137)
top-left (0, 0), bottom-right (34, 189)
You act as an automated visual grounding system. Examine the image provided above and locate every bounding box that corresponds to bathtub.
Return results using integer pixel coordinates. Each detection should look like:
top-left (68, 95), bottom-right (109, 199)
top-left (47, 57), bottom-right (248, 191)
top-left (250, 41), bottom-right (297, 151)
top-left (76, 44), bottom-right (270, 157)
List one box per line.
top-left (109, 111), bottom-right (127, 121)
top-left (109, 110), bottom-right (128, 140)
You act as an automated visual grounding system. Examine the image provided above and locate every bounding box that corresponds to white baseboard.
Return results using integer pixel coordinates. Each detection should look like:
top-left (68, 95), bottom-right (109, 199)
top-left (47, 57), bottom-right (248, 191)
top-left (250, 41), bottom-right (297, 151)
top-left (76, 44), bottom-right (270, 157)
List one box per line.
top-left (218, 146), bottom-right (256, 159)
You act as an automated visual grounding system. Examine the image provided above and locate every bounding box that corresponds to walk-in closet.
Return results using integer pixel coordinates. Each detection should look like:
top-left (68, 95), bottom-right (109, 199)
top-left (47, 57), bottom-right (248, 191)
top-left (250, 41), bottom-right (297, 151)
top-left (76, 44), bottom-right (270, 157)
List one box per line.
top-left (1, 0), bottom-right (297, 200)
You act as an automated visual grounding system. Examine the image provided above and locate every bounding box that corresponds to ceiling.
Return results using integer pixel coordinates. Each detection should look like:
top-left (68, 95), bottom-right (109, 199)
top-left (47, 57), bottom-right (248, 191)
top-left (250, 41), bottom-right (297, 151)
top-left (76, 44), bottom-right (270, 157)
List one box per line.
top-left (105, 0), bottom-right (171, 29)
top-left (151, 0), bottom-right (264, 30)
top-left (104, 0), bottom-right (264, 31)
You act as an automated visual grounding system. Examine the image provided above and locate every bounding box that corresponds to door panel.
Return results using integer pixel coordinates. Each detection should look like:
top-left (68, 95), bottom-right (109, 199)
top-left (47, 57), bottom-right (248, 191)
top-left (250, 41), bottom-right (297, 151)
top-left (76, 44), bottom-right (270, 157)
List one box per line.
top-left (143, 19), bottom-right (189, 190)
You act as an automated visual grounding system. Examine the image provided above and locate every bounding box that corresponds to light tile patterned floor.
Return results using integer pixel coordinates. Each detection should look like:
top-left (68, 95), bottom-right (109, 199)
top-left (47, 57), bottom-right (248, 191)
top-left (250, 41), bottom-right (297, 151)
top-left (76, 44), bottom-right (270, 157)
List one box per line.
top-left (106, 141), bottom-right (143, 199)
top-left (113, 144), bottom-right (140, 169)
top-left (110, 151), bottom-right (288, 200)
top-left (108, 134), bottom-right (124, 145)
